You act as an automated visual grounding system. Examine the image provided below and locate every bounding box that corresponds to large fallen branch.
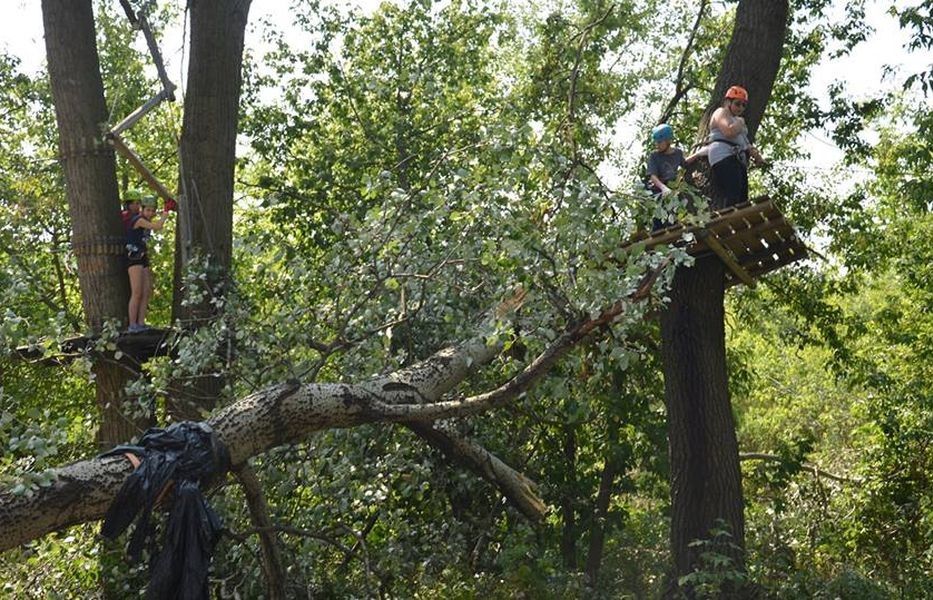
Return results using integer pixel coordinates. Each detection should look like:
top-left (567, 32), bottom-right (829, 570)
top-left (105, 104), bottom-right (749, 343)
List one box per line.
top-left (0, 335), bottom-right (496, 551)
top-left (0, 268), bottom-right (664, 552)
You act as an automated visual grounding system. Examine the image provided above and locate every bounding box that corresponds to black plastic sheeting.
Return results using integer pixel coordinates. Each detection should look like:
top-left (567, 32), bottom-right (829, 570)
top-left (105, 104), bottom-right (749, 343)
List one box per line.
top-left (100, 421), bottom-right (230, 599)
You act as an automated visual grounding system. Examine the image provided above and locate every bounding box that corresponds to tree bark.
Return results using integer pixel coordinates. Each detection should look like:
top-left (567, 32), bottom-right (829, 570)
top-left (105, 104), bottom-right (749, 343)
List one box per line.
top-left (560, 426), bottom-right (578, 569)
top-left (584, 424), bottom-right (620, 587)
top-left (0, 333), bottom-right (538, 552)
top-left (697, 2), bottom-right (789, 144)
top-left (41, 0), bottom-right (140, 447)
top-left (170, 0), bottom-right (252, 416)
top-left (583, 460), bottom-right (617, 587)
top-left (235, 466), bottom-right (288, 600)
top-left (660, 0), bottom-right (789, 592)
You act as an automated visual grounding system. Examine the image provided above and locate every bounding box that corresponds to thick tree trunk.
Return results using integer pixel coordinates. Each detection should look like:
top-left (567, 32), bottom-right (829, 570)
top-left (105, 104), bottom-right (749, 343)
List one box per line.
top-left (174, 0), bottom-right (250, 291)
top-left (167, 4), bottom-right (289, 594)
top-left (661, 0), bottom-right (789, 592)
top-left (41, 0), bottom-right (139, 447)
top-left (661, 257), bottom-right (741, 572)
top-left (171, 0), bottom-right (251, 416)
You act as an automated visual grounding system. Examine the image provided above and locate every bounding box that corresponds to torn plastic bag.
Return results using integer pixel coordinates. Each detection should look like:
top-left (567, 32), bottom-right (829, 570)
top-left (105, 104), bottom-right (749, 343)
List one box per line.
top-left (100, 421), bottom-right (229, 599)
top-left (146, 480), bottom-right (223, 599)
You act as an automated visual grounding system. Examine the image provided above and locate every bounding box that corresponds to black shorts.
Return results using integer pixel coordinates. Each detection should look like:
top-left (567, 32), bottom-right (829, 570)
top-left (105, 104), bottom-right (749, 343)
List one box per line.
top-left (710, 155), bottom-right (748, 207)
top-left (127, 254), bottom-right (150, 269)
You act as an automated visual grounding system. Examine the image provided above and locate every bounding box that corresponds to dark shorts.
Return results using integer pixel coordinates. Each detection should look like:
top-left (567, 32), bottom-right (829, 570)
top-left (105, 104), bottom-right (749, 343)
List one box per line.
top-left (127, 254), bottom-right (150, 269)
top-left (710, 155), bottom-right (748, 207)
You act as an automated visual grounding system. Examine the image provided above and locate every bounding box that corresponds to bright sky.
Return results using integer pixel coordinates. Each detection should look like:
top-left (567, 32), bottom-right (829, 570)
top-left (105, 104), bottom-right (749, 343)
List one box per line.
top-left (804, 1), bottom-right (929, 167)
top-left (0, 0), bottom-right (927, 174)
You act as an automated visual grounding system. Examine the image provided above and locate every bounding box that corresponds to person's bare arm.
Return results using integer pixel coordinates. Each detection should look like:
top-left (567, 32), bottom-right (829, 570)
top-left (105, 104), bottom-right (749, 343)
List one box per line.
top-left (649, 174), bottom-right (672, 195)
top-left (748, 145), bottom-right (768, 166)
top-left (136, 217), bottom-right (164, 231)
top-left (685, 146), bottom-right (708, 164)
top-left (710, 107), bottom-right (746, 138)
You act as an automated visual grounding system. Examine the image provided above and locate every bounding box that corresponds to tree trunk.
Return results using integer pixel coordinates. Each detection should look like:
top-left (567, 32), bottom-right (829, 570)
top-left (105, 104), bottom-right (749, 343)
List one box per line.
top-left (41, 0), bottom-right (139, 448)
top-left (170, 0), bottom-right (251, 417)
top-left (660, 0), bottom-right (789, 592)
top-left (583, 457), bottom-right (617, 587)
top-left (584, 414), bottom-right (622, 588)
top-left (167, 4), bottom-right (291, 596)
top-left (661, 257), bottom-right (741, 574)
top-left (236, 466), bottom-right (288, 600)
top-left (560, 426), bottom-right (578, 569)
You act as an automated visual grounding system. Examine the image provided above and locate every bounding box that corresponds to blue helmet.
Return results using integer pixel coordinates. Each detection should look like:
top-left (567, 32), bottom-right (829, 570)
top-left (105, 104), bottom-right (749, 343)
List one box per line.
top-left (651, 123), bottom-right (674, 143)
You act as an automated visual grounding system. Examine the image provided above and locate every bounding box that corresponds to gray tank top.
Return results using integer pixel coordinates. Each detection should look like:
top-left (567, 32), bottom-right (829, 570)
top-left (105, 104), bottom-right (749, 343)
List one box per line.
top-left (707, 124), bottom-right (750, 167)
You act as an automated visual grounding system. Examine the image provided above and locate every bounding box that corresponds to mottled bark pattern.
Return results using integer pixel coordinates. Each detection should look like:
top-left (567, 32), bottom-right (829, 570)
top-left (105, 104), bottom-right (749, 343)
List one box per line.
top-left (0, 455), bottom-right (134, 551)
top-left (0, 334), bottom-right (542, 551)
top-left (661, 0), bottom-right (789, 590)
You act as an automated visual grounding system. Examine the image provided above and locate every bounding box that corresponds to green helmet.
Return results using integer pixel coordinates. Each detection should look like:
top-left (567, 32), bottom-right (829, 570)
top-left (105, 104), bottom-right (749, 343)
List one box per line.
top-left (123, 188), bottom-right (144, 206)
top-left (140, 195), bottom-right (158, 208)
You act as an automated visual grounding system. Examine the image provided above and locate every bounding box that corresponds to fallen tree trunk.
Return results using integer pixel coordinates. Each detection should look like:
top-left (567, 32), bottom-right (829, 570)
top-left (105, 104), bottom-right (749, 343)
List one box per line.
top-left (0, 334), bottom-right (498, 551)
top-left (0, 267), bottom-right (663, 552)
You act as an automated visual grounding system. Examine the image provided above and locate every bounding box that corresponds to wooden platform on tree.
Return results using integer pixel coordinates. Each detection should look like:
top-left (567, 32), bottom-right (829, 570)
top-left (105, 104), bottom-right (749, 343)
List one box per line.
top-left (13, 327), bottom-right (174, 367)
top-left (622, 196), bottom-right (808, 287)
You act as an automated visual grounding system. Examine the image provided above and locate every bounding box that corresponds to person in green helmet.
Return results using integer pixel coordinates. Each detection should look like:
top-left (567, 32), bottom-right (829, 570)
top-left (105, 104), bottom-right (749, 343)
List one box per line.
top-left (126, 195), bottom-right (167, 333)
top-left (121, 188), bottom-right (144, 235)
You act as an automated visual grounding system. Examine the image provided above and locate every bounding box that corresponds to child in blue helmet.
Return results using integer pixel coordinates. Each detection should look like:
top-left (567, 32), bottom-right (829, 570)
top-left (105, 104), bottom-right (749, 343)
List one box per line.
top-left (647, 123), bottom-right (703, 196)
top-left (645, 123), bottom-right (702, 229)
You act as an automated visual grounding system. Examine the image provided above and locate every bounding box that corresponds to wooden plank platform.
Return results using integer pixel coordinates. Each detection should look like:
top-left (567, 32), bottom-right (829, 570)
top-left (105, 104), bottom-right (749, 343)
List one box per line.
top-left (621, 196), bottom-right (807, 287)
top-left (13, 328), bottom-right (174, 367)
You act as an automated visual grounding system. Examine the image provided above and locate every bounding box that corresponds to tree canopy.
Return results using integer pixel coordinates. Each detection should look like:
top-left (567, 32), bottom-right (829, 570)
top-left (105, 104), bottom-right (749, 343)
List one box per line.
top-left (0, 0), bottom-right (930, 597)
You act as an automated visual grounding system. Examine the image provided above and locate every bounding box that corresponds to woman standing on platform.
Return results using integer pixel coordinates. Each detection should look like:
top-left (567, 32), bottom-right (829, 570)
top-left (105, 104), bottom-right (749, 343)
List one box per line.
top-left (126, 196), bottom-right (165, 333)
top-left (707, 85), bottom-right (768, 206)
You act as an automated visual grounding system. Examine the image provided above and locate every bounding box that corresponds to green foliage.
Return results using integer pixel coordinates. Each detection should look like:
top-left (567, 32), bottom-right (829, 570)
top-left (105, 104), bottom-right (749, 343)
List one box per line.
top-left (894, 0), bottom-right (933, 94)
top-left (1, 0), bottom-right (932, 597)
top-left (0, 525), bottom-right (104, 599)
top-left (678, 524), bottom-right (749, 599)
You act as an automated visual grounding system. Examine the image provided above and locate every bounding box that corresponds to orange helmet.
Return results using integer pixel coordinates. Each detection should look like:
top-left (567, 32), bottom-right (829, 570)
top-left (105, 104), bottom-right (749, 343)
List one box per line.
top-left (725, 85), bottom-right (748, 101)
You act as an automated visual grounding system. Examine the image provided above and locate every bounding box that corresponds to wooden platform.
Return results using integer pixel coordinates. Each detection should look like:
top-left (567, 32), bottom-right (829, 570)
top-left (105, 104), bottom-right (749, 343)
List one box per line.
top-left (622, 196), bottom-right (808, 287)
top-left (14, 328), bottom-right (174, 367)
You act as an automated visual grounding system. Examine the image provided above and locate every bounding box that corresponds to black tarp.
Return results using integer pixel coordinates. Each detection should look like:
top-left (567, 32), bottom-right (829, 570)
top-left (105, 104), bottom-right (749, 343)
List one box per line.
top-left (100, 421), bottom-right (229, 599)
